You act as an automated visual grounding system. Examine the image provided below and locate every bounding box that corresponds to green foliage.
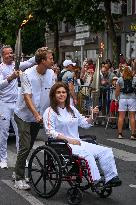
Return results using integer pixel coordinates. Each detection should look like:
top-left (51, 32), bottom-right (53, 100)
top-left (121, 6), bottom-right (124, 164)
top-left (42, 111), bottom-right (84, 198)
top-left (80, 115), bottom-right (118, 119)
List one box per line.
top-left (0, 0), bottom-right (121, 61)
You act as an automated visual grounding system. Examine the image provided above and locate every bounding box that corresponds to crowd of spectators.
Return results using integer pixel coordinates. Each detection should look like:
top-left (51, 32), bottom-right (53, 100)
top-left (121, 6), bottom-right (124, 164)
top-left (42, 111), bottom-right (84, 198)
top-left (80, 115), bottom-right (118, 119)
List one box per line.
top-left (51, 55), bottom-right (136, 139)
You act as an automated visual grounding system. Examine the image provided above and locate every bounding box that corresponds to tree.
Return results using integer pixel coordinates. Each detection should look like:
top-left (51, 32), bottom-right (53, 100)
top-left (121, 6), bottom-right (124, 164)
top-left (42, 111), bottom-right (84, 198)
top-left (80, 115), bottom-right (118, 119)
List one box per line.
top-left (0, 0), bottom-right (76, 59)
top-left (69, 0), bottom-right (122, 66)
top-left (28, 0), bottom-right (76, 61)
top-left (0, 0), bottom-right (122, 65)
top-left (0, 0), bottom-right (46, 55)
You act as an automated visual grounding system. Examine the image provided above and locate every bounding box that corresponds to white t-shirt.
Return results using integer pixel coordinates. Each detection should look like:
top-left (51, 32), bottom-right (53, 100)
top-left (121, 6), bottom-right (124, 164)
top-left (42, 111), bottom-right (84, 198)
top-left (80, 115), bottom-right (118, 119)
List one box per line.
top-left (15, 66), bottom-right (55, 122)
top-left (43, 106), bottom-right (92, 140)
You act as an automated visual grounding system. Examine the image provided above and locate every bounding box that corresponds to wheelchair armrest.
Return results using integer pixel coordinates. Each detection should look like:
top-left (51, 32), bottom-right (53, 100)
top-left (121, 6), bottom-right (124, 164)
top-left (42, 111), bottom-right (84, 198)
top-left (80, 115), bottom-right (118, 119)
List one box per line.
top-left (47, 137), bottom-right (72, 156)
top-left (80, 135), bottom-right (96, 140)
top-left (80, 135), bottom-right (97, 144)
top-left (48, 137), bottom-right (68, 144)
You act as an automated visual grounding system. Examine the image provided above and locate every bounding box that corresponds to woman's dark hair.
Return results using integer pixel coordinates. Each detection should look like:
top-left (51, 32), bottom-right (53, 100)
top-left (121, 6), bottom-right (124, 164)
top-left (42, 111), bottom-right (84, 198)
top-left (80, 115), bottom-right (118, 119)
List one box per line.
top-left (49, 82), bottom-right (75, 116)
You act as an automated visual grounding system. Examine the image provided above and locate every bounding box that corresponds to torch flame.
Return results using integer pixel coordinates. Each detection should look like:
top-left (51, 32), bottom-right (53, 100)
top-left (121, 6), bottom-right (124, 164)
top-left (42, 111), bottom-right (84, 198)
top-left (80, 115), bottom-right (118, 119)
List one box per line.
top-left (28, 14), bottom-right (33, 19)
top-left (20, 14), bottom-right (33, 28)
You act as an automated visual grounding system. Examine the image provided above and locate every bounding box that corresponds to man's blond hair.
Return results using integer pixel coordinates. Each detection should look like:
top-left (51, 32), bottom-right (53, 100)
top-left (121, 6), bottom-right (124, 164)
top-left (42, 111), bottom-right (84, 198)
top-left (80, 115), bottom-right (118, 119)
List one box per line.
top-left (35, 47), bottom-right (53, 64)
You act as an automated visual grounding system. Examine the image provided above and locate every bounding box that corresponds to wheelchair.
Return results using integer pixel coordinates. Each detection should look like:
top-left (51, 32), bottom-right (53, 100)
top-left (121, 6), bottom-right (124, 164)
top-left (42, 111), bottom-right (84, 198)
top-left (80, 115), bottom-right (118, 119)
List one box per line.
top-left (28, 135), bottom-right (112, 205)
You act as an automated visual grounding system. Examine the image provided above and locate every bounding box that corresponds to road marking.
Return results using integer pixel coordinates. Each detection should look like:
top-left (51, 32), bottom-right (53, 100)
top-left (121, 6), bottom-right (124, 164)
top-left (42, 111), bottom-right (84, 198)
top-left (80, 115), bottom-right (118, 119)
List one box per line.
top-left (2, 180), bottom-right (45, 205)
top-left (2, 180), bottom-right (67, 205)
top-left (99, 141), bottom-right (136, 162)
top-left (112, 147), bottom-right (136, 161)
top-left (108, 138), bottom-right (136, 148)
top-left (129, 184), bottom-right (136, 188)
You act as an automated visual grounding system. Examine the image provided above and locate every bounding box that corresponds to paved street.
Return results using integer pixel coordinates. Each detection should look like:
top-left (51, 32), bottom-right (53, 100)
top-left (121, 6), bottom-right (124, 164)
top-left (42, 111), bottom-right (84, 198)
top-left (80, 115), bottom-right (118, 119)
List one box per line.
top-left (0, 126), bottom-right (136, 205)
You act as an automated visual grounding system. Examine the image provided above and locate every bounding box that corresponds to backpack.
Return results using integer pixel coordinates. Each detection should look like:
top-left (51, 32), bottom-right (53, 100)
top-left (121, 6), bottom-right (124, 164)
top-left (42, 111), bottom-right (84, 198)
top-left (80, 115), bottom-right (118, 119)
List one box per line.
top-left (57, 70), bottom-right (67, 81)
top-left (122, 79), bottom-right (134, 94)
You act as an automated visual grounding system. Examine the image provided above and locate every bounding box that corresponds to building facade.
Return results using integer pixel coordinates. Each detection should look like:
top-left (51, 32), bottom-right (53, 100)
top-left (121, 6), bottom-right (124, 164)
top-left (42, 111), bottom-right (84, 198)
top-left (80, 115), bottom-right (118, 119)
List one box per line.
top-left (46, 1), bottom-right (136, 65)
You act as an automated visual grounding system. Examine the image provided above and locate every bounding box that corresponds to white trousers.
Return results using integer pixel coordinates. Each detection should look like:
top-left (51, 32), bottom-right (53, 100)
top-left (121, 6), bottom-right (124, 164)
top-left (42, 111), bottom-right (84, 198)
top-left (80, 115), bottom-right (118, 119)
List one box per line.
top-left (70, 141), bottom-right (118, 183)
top-left (0, 101), bottom-right (19, 162)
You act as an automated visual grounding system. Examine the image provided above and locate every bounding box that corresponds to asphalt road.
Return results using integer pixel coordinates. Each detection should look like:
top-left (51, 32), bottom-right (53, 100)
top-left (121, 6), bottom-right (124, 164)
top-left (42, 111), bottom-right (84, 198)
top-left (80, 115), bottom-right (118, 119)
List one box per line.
top-left (0, 125), bottom-right (136, 205)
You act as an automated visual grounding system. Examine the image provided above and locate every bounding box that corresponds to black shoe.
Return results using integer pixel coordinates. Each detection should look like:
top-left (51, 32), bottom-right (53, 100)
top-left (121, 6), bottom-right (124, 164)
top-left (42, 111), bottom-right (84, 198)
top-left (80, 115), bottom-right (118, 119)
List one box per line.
top-left (105, 176), bottom-right (122, 188)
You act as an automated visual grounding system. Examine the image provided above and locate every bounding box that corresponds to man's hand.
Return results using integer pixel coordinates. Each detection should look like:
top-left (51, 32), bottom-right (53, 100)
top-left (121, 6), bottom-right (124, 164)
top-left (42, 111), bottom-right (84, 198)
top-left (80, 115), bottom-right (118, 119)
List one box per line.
top-left (34, 113), bottom-right (43, 123)
top-left (7, 70), bottom-right (20, 83)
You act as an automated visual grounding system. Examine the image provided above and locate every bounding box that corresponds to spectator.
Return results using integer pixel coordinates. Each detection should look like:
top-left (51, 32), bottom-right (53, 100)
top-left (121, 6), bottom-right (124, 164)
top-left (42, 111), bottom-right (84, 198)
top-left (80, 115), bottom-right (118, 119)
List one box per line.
top-left (61, 59), bottom-right (77, 106)
top-left (119, 54), bottom-right (126, 65)
top-left (99, 65), bottom-right (115, 123)
top-left (115, 66), bottom-right (136, 139)
top-left (109, 77), bottom-right (119, 128)
top-left (52, 63), bottom-right (61, 82)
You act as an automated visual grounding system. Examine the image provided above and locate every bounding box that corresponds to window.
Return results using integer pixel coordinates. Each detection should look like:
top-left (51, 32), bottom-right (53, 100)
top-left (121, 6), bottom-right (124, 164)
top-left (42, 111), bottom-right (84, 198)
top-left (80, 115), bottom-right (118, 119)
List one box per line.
top-left (111, 2), bottom-right (122, 14)
top-left (127, 0), bottom-right (132, 15)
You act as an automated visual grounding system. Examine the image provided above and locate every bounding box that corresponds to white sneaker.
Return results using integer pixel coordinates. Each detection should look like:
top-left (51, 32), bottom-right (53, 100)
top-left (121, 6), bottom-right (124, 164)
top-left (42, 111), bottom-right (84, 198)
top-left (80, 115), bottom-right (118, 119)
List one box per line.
top-left (14, 180), bottom-right (30, 190)
top-left (12, 172), bottom-right (29, 183)
top-left (0, 161), bottom-right (8, 169)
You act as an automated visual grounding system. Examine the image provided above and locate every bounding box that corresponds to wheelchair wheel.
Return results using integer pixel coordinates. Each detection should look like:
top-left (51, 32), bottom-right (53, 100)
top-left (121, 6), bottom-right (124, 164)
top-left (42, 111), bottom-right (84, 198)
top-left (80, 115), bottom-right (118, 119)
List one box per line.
top-left (68, 175), bottom-right (91, 191)
top-left (28, 145), bottom-right (62, 198)
top-left (95, 186), bottom-right (112, 198)
top-left (67, 187), bottom-right (83, 205)
top-left (79, 175), bottom-right (91, 191)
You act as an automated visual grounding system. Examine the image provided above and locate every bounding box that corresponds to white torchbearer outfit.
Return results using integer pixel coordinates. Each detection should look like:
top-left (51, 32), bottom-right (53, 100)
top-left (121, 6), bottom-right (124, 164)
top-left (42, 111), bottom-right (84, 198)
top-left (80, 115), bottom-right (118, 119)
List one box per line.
top-left (0, 57), bottom-right (36, 163)
top-left (15, 66), bottom-right (55, 122)
top-left (43, 106), bottom-right (118, 183)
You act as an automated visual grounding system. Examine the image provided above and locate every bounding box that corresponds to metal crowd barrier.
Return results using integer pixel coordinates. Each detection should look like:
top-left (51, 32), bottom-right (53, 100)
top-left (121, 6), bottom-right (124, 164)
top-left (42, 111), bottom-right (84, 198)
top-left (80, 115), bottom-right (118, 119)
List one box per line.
top-left (76, 85), bottom-right (119, 128)
top-left (76, 85), bottom-right (92, 116)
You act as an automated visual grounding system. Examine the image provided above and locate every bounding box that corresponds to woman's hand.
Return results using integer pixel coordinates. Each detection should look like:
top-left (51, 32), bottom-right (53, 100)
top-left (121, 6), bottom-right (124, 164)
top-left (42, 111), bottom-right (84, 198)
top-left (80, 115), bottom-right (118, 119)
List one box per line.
top-left (68, 138), bottom-right (81, 146)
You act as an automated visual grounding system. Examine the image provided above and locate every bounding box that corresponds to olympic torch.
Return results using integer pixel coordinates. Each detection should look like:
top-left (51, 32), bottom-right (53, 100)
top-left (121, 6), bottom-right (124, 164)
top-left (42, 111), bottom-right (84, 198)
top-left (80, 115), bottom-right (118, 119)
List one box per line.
top-left (14, 14), bottom-right (33, 71)
top-left (90, 55), bottom-right (101, 118)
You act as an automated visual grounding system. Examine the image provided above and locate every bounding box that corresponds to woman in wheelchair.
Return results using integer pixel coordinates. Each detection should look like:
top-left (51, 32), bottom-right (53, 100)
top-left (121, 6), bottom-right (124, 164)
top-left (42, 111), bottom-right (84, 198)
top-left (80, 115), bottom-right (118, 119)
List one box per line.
top-left (43, 82), bottom-right (122, 188)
